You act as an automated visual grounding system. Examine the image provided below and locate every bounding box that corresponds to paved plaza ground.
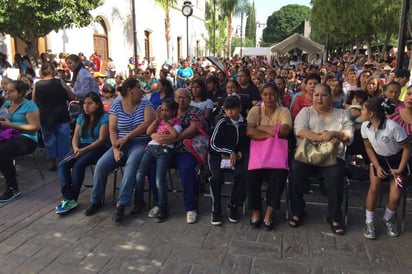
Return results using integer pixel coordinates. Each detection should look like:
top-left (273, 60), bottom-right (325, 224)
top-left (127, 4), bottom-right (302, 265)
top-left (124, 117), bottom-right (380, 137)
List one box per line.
top-left (1, 152), bottom-right (412, 273)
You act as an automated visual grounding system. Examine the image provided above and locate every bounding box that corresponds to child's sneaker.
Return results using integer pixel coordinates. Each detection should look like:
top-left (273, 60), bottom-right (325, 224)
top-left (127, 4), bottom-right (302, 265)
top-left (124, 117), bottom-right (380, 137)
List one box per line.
top-left (148, 206), bottom-right (160, 218)
top-left (155, 206), bottom-right (167, 223)
top-left (0, 187), bottom-right (21, 202)
top-left (56, 200), bottom-right (78, 214)
top-left (383, 219), bottom-right (400, 237)
top-left (363, 222), bottom-right (376, 239)
top-left (211, 212), bottom-right (223, 226)
top-left (227, 204), bottom-right (239, 223)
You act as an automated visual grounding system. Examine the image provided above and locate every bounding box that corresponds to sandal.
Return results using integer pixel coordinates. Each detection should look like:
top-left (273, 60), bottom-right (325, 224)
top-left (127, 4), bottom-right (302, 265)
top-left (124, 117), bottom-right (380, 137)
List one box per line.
top-left (327, 217), bottom-right (345, 235)
top-left (250, 219), bottom-right (261, 229)
top-left (288, 211), bottom-right (306, 228)
top-left (288, 216), bottom-right (302, 228)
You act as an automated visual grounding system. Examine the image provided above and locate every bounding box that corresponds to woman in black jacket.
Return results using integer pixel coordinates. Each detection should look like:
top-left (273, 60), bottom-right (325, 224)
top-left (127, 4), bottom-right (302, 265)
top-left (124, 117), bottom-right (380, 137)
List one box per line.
top-left (208, 96), bottom-right (249, 226)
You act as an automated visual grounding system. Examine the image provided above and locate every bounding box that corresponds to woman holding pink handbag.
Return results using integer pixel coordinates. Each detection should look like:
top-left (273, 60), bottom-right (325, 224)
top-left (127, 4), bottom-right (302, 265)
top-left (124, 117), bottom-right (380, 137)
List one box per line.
top-left (246, 82), bottom-right (292, 231)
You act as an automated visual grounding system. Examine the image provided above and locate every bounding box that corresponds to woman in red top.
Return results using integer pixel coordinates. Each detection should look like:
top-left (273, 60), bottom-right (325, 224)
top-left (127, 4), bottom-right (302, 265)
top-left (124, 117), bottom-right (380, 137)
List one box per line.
top-left (291, 74), bottom-right (320, 120)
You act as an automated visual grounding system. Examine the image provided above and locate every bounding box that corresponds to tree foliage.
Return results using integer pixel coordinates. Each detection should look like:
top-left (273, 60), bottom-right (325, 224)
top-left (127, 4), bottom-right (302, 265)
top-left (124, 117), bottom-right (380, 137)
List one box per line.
top-left (311, 0), bottom-right (402, 58)
top-left (245, 0), bottom-right (256, 46)
top-left (262, 4), bottom-right (311, 46)
top-left (155, 0), bottom-right (177, 60)
top-left (0, 0), bottom-right (101, 57)
top-left (203, 0), bottom-right (227, 56)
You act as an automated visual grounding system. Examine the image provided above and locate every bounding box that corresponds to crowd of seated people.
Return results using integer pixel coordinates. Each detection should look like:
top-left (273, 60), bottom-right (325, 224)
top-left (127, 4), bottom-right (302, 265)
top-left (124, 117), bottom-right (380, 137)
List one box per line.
top-left (1, 51), bottom-right (412, 241)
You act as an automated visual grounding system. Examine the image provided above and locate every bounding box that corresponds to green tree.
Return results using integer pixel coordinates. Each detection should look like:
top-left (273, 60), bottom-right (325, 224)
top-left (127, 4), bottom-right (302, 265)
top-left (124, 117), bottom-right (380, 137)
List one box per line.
top-left (262, 4), bottom-right (311, 45)
top-left (203, 1), bottom-right (227, 56)
top-left (0, 0), bottom-right (101, 58)
top-left (245, 0), bottom-right (256, 46)
top-left (219, 0), bottom-right (240, 57)
top-left (155, 0), bottom-right (177, 60)
top-left (311, 0), bottom-right (402, 58)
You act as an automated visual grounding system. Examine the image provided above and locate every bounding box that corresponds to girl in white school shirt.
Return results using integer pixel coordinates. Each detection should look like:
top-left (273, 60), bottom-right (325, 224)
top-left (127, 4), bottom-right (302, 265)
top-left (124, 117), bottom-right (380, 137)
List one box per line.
top-left (361, 97), bottom-right (412, 239)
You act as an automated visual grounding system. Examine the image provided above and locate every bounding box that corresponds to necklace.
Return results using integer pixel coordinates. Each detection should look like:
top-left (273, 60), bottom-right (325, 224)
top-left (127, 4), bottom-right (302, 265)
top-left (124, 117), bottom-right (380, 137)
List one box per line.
top-left (8, 100), bottom-right (23, 115)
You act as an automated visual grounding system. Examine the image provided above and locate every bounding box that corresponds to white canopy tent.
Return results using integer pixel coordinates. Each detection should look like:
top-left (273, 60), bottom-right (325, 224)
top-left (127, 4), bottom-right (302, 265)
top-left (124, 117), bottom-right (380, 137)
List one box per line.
top-left (270, 33), bottom-right (324, 56)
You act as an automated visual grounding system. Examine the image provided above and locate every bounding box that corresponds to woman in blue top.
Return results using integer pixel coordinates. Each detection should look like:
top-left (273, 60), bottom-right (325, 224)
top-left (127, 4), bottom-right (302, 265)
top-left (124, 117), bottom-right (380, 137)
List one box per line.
top-left (84, 78), bottom-right (155, 224)
top-left (176, 60), bottom-right (194, 88)
top-left (0, 80), bottom-right (40, 202)
top-left (56, 92), bottom-right (110, 214)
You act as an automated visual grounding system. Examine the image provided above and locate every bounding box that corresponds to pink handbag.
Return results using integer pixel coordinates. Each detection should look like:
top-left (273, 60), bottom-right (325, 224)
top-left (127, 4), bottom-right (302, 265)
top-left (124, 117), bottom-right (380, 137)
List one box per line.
top-left (248, 108), bottom-right (288, 170)
top-left (183, 113), bottom-right (210, 165)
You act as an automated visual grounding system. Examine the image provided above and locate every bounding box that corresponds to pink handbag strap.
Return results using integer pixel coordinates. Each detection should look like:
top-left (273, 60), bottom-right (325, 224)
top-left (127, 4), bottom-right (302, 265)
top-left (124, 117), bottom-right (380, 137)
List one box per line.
top-left (191, 112), bottom-right (209, 138)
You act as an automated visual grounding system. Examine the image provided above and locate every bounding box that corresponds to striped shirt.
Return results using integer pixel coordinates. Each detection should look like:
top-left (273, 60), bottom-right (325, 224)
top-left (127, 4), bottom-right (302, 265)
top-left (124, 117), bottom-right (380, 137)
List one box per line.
top-left (109, 98), bottom-right (153, 141)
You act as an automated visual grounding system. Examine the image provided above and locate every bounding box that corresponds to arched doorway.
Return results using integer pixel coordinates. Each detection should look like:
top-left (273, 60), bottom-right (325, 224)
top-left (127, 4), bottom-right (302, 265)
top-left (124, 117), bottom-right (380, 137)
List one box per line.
top-left (93, 17), bottom-right (108, 73)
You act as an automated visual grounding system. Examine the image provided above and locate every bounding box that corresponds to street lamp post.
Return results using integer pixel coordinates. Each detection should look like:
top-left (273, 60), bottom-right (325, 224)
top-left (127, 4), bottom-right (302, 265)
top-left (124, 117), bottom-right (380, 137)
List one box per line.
top-left (182, 1), bottom-right (193, 59)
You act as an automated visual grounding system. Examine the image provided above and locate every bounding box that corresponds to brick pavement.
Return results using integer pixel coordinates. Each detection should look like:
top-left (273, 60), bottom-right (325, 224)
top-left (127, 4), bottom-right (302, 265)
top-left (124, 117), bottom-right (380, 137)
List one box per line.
top-left (1, 155), bottom-right (412, 273)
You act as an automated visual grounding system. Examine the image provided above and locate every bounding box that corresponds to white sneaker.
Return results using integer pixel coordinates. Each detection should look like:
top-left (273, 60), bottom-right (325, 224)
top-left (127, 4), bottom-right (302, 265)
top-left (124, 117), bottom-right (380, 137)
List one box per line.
top-left (186, 210), bottom-right (197, 224)
top-left (148, 206), bottom-right (160, 218)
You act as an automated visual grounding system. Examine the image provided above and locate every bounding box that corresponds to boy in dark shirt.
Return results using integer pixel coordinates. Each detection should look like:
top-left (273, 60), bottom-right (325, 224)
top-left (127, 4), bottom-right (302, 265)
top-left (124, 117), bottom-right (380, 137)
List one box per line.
top-left (208, 96), bottom-right (249, 225)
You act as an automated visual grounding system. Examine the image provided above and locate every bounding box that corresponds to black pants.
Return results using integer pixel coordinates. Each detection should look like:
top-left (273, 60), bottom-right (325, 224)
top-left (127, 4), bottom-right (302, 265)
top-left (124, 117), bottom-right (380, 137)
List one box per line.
top-left (289, 158), bottom-right (345, 222)
top-left (246, 168), bottom-right (287, 211)
top-left (0, 136), bottom-right (37, 189)
top-left (208, 153), bottom-right (245, 214)
top-left (346, 128), bottom-right (370, 164)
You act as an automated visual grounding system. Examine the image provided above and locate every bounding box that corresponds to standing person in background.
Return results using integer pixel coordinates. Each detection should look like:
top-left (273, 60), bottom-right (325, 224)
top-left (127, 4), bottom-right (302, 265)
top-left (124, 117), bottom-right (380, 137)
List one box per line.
top-left (105, 57), bottom-right (116, 78)
top-left (32, 63), bottom-right (75, 171)
top-left (13, 54), bottom-right (30, 75)
top-left (176, 60), bottom-right (194, 88)
top-left (0, 53), bottom-right (11, 76)
top-left (91, 52), bottom-right (102, 73)
top-left (149, 57), bottom-right (157, 77)
top-left (66, 54), bottom-right (99, 100)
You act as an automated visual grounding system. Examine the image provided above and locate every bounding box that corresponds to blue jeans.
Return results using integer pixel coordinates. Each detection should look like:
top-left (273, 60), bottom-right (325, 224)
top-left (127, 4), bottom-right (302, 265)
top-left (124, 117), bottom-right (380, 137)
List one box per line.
top-left (135, 145), bottom-right (172, 207)
top-left (41, 122), bottom-right (71, 159)
top-left (89, 139), bottom-right (147, 205)
top-left (58, 144), bottom-right (109, 201)
top-left (172, 152), bottom-right (198, 211)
